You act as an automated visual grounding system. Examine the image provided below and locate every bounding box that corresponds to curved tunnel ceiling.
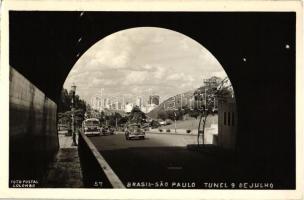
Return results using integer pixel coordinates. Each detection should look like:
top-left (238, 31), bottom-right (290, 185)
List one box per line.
top-left (9, 11), bottom-right (294, 104)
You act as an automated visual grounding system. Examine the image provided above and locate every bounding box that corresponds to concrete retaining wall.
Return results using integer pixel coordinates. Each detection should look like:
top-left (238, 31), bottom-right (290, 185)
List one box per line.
top-left (9, 67), bottom-right (59, 186)
top-left (149, 126), bottom-right (218, 145)
top-left (78, 131), bottom-right (125, 188)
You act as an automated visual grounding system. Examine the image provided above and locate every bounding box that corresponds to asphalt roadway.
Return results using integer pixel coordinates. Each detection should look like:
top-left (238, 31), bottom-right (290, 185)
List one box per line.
top-left (89, 132), bottom-right (250, 189)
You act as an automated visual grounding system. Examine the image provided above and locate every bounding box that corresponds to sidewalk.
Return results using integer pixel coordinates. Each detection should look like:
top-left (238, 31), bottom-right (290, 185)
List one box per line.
top-left (149, 125), bottom-right (218, 136)
top-left (41, 134), bottom-right (83, 188)
top-left (148, 126), bottom-right (218, 145)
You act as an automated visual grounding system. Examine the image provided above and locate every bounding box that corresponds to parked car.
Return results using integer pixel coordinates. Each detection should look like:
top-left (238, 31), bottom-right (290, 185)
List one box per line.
top-left (125, 123), bottom-right (145, 140)
top-left (159, 121), bottom-right (166, 125)
top-left (102, 126), bottom-right (115, 135)
top-left (82, 118), bottom-right (101, 136)
top-left (142, 123), bottom-right (150, 131)
top-left (165, 119), bottom-right (172, 125)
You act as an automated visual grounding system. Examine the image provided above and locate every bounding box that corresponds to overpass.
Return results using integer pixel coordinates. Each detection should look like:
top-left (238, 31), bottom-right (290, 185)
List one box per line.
top-left (9, 11), bottom-right (295, 188)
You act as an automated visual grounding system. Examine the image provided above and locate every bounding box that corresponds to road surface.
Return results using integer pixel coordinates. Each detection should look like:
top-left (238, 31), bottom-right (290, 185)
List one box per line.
top-left (89, 132), bottom-right (242, 189)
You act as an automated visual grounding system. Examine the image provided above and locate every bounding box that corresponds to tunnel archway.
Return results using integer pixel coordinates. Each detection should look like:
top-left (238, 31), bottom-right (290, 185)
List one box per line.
top-left (62, 26), bottom-right (238, 150)
top-left (9, 11), bottom-right (295, 188)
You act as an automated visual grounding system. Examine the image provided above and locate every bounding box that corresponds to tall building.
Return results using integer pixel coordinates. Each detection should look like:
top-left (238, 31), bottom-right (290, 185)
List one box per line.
top-left (90, 96), bottom-right (102, 111)
top-left (99, 88), bottom-right (104, 111)
top-left (136, 96), bottom-right (143, 107)
top-left (122, 96), bottom-right (125, 110)
top-left (149, 95), bottom-right (160, 105)
top-left (90, 88), bottom-right (106, 111)
top-left (115, 99), bottom-right (119, 110)
top-left (125, 103), bottom-right (134, 113)
top-left (104, 98), bottom-right (110, 109)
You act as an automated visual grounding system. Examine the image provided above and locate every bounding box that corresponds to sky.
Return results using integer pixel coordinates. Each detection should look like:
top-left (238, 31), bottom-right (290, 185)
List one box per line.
top-left (64, 27), bottom-right (227, 104)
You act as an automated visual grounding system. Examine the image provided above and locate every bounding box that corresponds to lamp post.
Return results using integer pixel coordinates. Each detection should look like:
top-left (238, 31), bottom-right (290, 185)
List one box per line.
top-left (174, 111), bottom-right (177, 133)
top-left (115, 116), bottom-right (118, 130)
top-left (204, 88), bottom-right (207, 108)
top-left (71, 83), bottom-right (77, 146)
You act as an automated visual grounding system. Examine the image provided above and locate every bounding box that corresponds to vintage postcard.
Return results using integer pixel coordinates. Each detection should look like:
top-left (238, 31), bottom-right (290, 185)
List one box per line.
top-left (0, 0), bottom-right (303, 199)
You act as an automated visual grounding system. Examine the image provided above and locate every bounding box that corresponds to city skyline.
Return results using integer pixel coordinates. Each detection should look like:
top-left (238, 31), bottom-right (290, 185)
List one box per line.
top-left (90, 92), bottom-right (160, 113)
top-left (64, 27), bottom-right (227, 104)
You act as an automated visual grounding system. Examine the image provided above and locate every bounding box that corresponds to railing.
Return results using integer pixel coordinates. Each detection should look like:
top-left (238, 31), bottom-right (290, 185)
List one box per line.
top-left (78, 131), bottom-right (125, 188)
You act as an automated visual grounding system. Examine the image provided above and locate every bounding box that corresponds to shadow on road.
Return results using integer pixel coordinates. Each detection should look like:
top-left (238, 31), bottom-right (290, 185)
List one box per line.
top-left (99, 146), bottom-right (238, 187)
top-left (96, 144), bottom-right (287, 189)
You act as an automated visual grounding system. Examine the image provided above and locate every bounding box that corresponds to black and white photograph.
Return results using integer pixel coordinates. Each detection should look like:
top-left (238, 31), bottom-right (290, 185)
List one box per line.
top-left (0, 0), bottom-right (303, 199)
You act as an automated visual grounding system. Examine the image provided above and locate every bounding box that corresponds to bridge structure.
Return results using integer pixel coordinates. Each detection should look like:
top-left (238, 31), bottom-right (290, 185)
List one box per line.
top-left (8, 11), bottom-right (295, 188)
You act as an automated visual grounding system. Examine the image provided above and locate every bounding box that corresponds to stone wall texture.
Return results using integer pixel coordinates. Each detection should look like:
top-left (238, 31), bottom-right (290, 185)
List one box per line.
top-left (9, 67), bottom-right (59, 186)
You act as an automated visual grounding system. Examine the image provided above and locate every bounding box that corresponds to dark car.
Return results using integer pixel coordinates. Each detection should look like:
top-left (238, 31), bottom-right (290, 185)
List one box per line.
top-left (125, 124), bottom-right (145, 140)
top-left (102, 126), bottom-right (115, 135)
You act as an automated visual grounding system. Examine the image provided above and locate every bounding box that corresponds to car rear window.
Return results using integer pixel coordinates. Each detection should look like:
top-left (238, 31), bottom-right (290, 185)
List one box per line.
top-left (129, 125), bottom-right (140, 129)
top-left (85, 120), bottom-right (99, 126)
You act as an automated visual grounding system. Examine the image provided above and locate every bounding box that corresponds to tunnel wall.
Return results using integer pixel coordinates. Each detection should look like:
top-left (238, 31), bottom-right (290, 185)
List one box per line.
top-left (218, 97), bottom-right (237, 150)
top-left (9, 67), bottom-right (59, 186)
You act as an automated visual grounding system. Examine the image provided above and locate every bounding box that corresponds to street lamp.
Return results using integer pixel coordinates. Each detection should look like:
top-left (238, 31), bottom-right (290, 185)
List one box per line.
top-left (71, 83), bottom-right (77, 146)
top-left (174, 111), bottom-right (177, 133)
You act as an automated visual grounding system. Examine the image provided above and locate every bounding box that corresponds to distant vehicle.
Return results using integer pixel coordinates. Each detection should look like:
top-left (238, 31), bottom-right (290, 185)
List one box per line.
top-left (142, 123), bottom-right (150, 131)
top-left (165, 119), bottom-right (172, 125)
top-left (125, 123), bottom-right (145, 140)
top-left (159, 121), bottom-right (166, 125)
top-left (102, 126), bottom-right (115, 135)
top-left (82, 118), bottom-right (101, 136)
top-left (150, 120), bottom-right (160, 128)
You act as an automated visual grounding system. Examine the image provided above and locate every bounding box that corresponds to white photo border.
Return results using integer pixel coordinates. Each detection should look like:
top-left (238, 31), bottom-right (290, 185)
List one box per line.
top-left (0, 0), bottom-right (303, 199)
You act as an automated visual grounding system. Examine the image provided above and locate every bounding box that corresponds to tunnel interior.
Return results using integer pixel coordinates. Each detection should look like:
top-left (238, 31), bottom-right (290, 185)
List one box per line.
top-left (9, 11), bottom-right (295, 188)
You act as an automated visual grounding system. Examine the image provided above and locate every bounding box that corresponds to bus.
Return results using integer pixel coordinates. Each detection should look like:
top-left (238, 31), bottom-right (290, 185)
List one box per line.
top-left (82, 118), bottom-right (101, 136)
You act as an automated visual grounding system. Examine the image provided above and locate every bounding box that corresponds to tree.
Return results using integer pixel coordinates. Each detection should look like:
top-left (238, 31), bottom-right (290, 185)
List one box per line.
top-left (58, 89), bottom-right (70, 112)
top-left (176, 108), bottom-right (185, 120)
top-left (167, 110), bottom-right (176, 121)
top-left (166, 109), bottom-right (184, 121)
top-left (128, 106), bottom-right (147, 124)
top-left (118, 116), bottom-right (128, 125)
top-left (182, 105), bottom-right (191, 115)
top-left (58, 111), bottom-right (72, 125)
top-left (194, 77), bottom-right (234, 146)
top-left (107, 112), bottom-right (123, 127)
top-left (74, 109), bottom-right (85, 128)
top-left (157, 110), bottom-right (168, 121)
top-left (57, 88), bottom-right (87, 128)
top-left (99, 111), bottom-right (106, 124)
top-left (189, 109), bottom-right (200, 119)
